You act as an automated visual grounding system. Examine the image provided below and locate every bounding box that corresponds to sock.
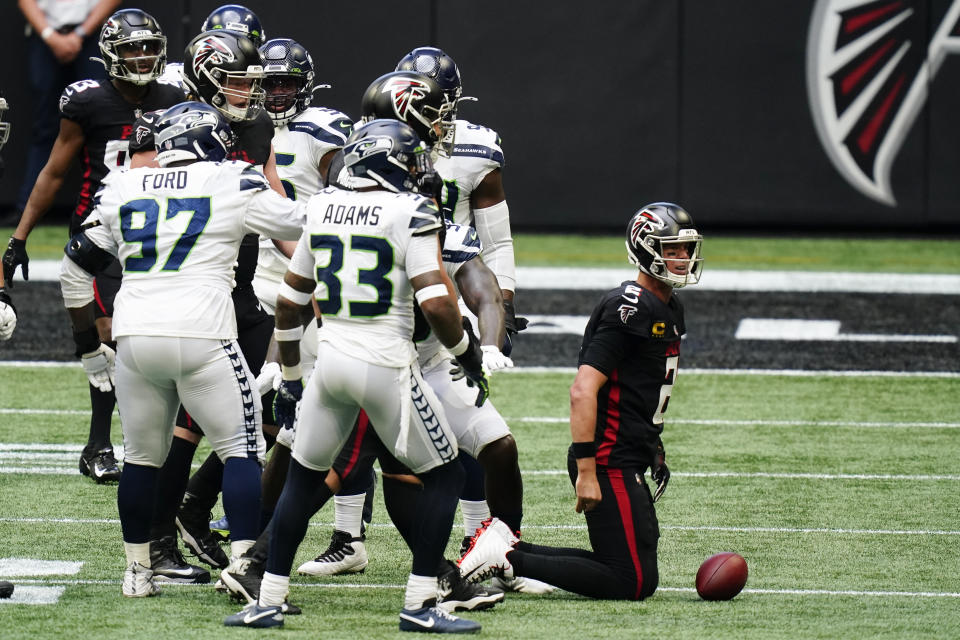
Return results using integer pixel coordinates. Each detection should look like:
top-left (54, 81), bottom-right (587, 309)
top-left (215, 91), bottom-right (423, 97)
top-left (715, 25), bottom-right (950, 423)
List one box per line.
top-left (460, 500), bottom-right (491, 538)
top-left (410, 460), bottom-right (464, 576)
top-left (458, 452), bottom-right (485, 500)
top-left (266, 459), bottom-right (333, 576)
top-left (124, 542), bottom-right (150, 567)
top-left (403, 573), bottom-right (438, 610)
top-left (231, 539), bottom-right (255, 558)
top-left (334, 494), bottom-right (366, 538)
top-left (87, 383), bottom-right (116, 449)
top-left (149, 436), bottom-right (197, 539)
top-left (117, 462), bottom-right (159, 543)
top-left (259, 572), bottom-right (290, 608)
top-left (186, 451), bottom-right (225, 505)
top-left (221, 457), bottom-right (262, 542)
top-left (382, 475), bottom-right (420, 549)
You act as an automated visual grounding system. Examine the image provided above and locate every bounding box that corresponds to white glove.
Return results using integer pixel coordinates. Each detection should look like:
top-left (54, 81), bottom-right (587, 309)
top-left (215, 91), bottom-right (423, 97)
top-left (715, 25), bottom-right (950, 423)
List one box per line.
top-left (81, 343), bottom-right (116, 392)
top-left (256, 361), bottom-right (282, 396)
top-left (0, 300), bottom-right (16, 341)
top-left (275, 423), bottom-right (296, 449)
top-left (481, 345), bottom-right (514, 374)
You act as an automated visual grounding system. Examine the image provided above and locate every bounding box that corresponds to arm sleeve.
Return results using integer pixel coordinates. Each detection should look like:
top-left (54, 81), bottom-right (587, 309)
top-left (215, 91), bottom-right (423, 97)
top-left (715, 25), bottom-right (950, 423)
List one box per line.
top-left (59, 256), bottom-right (96, 308)
top-left (473, 199), bottom-right (516, 291)
top-left (406, 232), bottom-right (442, 279)
top-left (287, 232), bottom-right (316, 280)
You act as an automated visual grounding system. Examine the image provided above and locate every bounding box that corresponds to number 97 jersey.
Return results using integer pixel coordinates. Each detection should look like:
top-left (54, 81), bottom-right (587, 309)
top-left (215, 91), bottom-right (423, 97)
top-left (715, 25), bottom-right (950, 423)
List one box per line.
top-left (432, 119), bottom-right (504, 224)
top-left (287, 187), bottom-right (443, 368)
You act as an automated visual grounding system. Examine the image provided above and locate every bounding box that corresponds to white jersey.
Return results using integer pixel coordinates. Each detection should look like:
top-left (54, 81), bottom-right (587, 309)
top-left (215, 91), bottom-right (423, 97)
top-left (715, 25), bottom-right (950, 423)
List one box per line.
top-left (255, 107), bottom-right (353, 296)
top-left (287, 187), bottom-right (443, 368)
top-left (433, 119), bottom-right (504, 225)
top-left (415, 222), bottom-right (483, 365)
top-left (78, 161), bottom-right (306, 339)
top-left (157, 62), bottom-right (187, 92)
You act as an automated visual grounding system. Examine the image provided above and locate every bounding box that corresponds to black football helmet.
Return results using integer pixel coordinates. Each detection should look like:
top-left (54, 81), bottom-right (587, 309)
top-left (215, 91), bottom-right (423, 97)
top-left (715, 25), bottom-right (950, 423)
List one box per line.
top-left (154, 101), bottom-right (233, 166)
top-left (343, 119), bottom-right (431, 193)
top-left (396, 47), bottom-right (473, 155)
top-left (183, 30), bottom-right (265, 122)
top-left (201, 4), bottom-right (266, 47)
top-left (360, 71), bottom-right (454, 157)
top-left (259, 38), bottom-right (315, 126)
top-left (98, 9), bottom-right (167, 85)
top-left (626, 202), bottom-right (703, 288)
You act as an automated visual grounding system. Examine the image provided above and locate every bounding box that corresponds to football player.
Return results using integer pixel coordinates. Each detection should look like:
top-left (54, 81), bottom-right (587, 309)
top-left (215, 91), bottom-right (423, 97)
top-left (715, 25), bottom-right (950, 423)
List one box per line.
top-left (224, 119), bottom-right (486, 633)
top-left (202, 4), bottom-right (267, 47)
top-left (458, 203), bottom-right (703, 601)
top-left (2, 8), bottom-right (186, 482)
top-left (0, 95), bottom-right (15, 342)
top-left (57, 101), bottom-right (307, 597)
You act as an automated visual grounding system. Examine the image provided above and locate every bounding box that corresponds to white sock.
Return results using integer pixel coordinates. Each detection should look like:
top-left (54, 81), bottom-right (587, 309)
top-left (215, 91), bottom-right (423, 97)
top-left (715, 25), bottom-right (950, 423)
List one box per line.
top-left (231, 539), bottom-right (255, 559)
top-left (460, 500), bottom-right (491, 538)
top-left (334, 493), bottom-right (366, 538)
top-left (124, 542), bottom-right (150, 567)
top-left (259, 572), bottom-right (290, 608)
top-left (403, 573), bottom-right (438, 610)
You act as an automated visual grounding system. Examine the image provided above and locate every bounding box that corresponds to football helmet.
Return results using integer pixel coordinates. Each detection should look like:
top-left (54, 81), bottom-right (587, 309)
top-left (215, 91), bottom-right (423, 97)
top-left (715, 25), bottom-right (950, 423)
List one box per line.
top-left (201, 4), bottom-right (266, 47)
top-left (626, 202), bottom-right (703, 288)
top-left (360, 71), bottom-right (454, 156)
top-left (154, 101), bottom-right (233, 167)
top-left (183, 30), bottom-right (265, 122)
top-left (396, 47), bottom-right (472, 155)
top-left (343, 119), bottom-right (431, 193)
top-left (259, 38), bottom-right (315, 126)
top-left (98, 9), bottom-right (167, 85)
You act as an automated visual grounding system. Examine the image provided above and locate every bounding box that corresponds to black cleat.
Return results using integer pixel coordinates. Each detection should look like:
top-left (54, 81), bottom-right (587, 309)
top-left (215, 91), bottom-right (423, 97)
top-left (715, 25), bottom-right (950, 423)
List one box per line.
top-left (149, 536), bottom-right (211, 584)
top-left (221, 555), bottom-right (263, 604)
top-left (176, 493), bottom-right (229, 569)
top-left (0, 581), bottom-right (13, 599)
top-left (79, 446), bottom-right (121, 483)
top-left (438, 560), bottom-right (504, 612)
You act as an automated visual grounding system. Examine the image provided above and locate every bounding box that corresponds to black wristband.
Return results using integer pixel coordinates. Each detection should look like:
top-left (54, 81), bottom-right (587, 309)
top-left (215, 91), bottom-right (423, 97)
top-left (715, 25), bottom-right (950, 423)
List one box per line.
top-left (72, 327), bottom-right (100, 358)
top-left (571, 441), bottom-right (596, 459)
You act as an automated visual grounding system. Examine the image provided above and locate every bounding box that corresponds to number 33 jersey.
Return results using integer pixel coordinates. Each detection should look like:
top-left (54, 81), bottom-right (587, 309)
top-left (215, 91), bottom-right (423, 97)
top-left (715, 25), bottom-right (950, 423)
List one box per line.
top-left (79, 162), bottom-right (306, 340)
top-left (578, 281), bottom-right (687, 469)
top-left (287, 187), bottom-right (443, 368)
top-left (59, 78), bottom-right (186, 227)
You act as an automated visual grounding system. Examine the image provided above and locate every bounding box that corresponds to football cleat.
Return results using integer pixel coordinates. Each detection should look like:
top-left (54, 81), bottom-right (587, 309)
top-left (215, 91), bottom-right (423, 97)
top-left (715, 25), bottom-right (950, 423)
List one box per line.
top-left (221, 555), bottom-right (263, 604)
top-left (399, 602), bottom-right (481, 634)
top-left (437, 560), bottom-right (504, 612)
top-left (490, 575), bottom-right (555, 595)
top-left (122, 561), bottom-right (160, 598)
top-left (0, 581), bottom-right (13, 598)
top-left (224, 602), bottom-right (284, 628)
top-left (176, 493), bottom-right (229, 569)
top-left (79, 446), bottom-right (121, 483)
top-left (297, 530), bottom-right (367, 576)
top-left (458, 536), bottom-right (472, 558)
top-left (457, 518), bottom-right (517, 584)
top-left (209, 515), bottom-right (230, 541)
top-left (149, 536), bottom-right (211, 584)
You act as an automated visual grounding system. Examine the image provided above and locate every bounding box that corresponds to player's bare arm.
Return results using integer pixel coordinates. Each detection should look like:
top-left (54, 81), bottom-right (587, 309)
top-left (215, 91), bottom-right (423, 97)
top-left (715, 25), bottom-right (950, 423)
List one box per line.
top-left (570, 364), bottom-right (607, 513)
top-left (263, 145), bottom-right (286, 196)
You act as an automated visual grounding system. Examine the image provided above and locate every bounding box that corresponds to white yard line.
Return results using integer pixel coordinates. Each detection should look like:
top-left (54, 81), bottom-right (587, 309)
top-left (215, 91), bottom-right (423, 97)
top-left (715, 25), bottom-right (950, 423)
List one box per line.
top-left (507, 417), bottom-right (960, 428)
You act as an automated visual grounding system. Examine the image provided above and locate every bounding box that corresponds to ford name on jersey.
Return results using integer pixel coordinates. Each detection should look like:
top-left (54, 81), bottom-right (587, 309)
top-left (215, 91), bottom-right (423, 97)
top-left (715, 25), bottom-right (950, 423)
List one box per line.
top-left (321, 203), bottom-right (381, 226)
top-left (140, 170), bottom-right (189, 190)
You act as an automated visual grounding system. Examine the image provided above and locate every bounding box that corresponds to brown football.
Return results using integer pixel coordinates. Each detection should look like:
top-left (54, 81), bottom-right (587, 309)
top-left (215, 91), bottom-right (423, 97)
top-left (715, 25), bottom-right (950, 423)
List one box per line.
top-left (695, 552), bottom-right (748, 601)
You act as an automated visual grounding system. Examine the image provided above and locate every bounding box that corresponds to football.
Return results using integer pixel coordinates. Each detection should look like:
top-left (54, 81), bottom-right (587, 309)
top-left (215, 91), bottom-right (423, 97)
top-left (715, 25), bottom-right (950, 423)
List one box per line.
top-left (695, 552), bottom-right (748, 601)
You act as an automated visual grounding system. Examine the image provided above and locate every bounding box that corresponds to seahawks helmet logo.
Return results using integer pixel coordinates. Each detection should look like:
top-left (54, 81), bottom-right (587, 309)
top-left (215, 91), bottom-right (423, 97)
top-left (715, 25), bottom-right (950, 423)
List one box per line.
top-left (381, 77), bottom-right (431, 121)
top-left (191, 36), bottom-right (236, 78)
top-left (629, 209), bottom-right (665, 246)
top-left (807, 0), bottom-right (960, 205)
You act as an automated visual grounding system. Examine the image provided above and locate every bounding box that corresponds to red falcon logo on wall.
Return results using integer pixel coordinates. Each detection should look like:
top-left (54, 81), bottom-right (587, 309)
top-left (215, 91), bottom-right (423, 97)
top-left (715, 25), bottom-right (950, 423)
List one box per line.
top-left (192, 36), bottom-right (235, 79)
top-left (807, 0), bottom-right (960, 205)
top-left (381, 77), bottom-right (431, 121)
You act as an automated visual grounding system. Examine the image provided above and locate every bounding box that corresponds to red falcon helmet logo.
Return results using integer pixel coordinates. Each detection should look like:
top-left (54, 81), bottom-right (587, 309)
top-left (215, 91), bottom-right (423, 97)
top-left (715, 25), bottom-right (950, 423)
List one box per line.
top-left (807, 0), bottom-right (960, 205)
top-left (381, 77), bottom-right (431, 121)
top-left (191, 36), bottom-right (236, 79)
top-left (629, 209), bottom-right (665, 246)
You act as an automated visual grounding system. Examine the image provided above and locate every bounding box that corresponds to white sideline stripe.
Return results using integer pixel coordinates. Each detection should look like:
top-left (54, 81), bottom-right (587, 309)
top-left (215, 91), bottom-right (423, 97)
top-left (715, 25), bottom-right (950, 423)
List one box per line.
top-left (518, 470), bottom-right (960, 480)
top-left (0, 585), bottom-right (65, 605)
top-left (508, 417), bottom-right (960, 428)
top-left (735, 318), bottom-right (957, 343)
top-left (0, 559), bottom-right (82, 576)
top-left (2, 361), bottom-right (959, 378)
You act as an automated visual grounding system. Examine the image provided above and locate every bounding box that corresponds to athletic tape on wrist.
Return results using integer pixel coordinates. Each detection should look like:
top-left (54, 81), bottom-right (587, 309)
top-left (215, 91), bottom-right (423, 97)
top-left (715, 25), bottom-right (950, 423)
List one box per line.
top-left (281, 364), bottom-right (302, 381)
top-left (415, 284), bottom-right (448, 305)
top-left (278, 282), bottom-right (313, 306)
top-left (449, 332), bottom-right (470, 356)
top-left (273, 326), bottom-right (303, 342)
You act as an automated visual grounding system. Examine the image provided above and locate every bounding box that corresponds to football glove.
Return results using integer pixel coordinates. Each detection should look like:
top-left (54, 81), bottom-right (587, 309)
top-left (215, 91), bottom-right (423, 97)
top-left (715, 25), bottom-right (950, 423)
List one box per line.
top-left (453, 319), bottom-right (489, 407)
top-left (256, 361), bottom-right (282, 396)
top-left (501, 299), bottom-right (528, 357)
top-left (81, 343), bottom-right (116, 393)
top-left (0, 288), bottom-right (16, 341)
top-left (273, 378), bottom-right (303, 431)
top-left (481, 345), bottom-right (513, 373)
top-left (448, 358), bottom-right (466, 382)
top-left (2, 237), bottom-right (28, 287)
top-left (651, 438), bottom-right (670, 502)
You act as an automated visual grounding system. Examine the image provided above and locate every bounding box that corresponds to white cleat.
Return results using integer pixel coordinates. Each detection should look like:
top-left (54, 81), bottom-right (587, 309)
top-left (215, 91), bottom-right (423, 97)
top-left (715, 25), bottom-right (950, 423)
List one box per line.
top-left (457, 518), bottom-right (517, 584)
top-left (490, 575), bottom-right (555, 594)
top-left (297, 530), bottom-right (368, 576)
top-left (122, 561), bottom-right (160, 598)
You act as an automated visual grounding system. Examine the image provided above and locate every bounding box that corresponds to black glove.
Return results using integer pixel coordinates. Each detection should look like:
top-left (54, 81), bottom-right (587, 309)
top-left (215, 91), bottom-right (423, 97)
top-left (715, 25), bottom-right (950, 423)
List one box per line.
top-left (453, 318), bottom-right (489, 407)
top-left (273, 378), bottom-right (304, 431)
top-left (501, 299), bottom-right (528, 357)
top-left (2, 237), bottom-right (29, 287)
top-left (651, 438), bottom-right (670, 502)
top-left (417, 170), bottom-right (445, 204)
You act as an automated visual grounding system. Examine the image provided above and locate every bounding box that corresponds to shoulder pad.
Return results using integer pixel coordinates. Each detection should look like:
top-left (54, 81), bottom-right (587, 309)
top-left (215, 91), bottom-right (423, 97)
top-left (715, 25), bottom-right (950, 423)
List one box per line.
top-left (441, 223), bottom-right (482, 264)
top-left (408, 198), bottom-right (443, 236)
top-left (288, 118), bottom-right (352, 147)
top-left (452, 121), bottom-right (504, 167)
top-left (59, 79), bottom-right (103, 114)
top-left (239, 164), bottom-right (271, 191)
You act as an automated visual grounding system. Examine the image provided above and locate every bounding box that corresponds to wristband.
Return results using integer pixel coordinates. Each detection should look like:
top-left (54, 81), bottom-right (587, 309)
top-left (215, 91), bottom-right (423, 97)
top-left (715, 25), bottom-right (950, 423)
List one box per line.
top-left (40, 26), bottom-right (55, 41)
top-left (281, 364), bottom-right (302, 381)
top-left (278, 281), bottom-right (313, 306)
top-left (449, 331), bottom-right (469, 356)
top-left (571, 441), bottom-right (596, 459)
top-left (273, 325), bottom-right (303, 342)
top-left (72, 326), bottom-right (100, 358)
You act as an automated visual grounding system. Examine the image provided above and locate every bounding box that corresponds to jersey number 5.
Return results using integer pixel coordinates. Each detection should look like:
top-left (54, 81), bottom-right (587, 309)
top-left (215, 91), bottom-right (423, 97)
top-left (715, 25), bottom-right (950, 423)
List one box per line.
top-left (311, 234), bottom-right (393, 317)
top-left (120, 197), bottom-right (211, 272)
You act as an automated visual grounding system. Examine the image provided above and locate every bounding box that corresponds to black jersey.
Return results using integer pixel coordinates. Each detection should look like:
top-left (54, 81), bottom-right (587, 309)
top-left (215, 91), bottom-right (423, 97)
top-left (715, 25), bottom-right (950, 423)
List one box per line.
top-left (59, 78), bottom-right (185, 227)
top-left (578, 281), bottom-right (686, 470)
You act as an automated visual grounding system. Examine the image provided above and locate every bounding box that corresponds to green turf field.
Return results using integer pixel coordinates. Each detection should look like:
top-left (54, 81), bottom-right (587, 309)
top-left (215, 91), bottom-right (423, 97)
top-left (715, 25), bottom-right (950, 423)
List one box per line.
top-left (1, 366), bottom-right (958, 639)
